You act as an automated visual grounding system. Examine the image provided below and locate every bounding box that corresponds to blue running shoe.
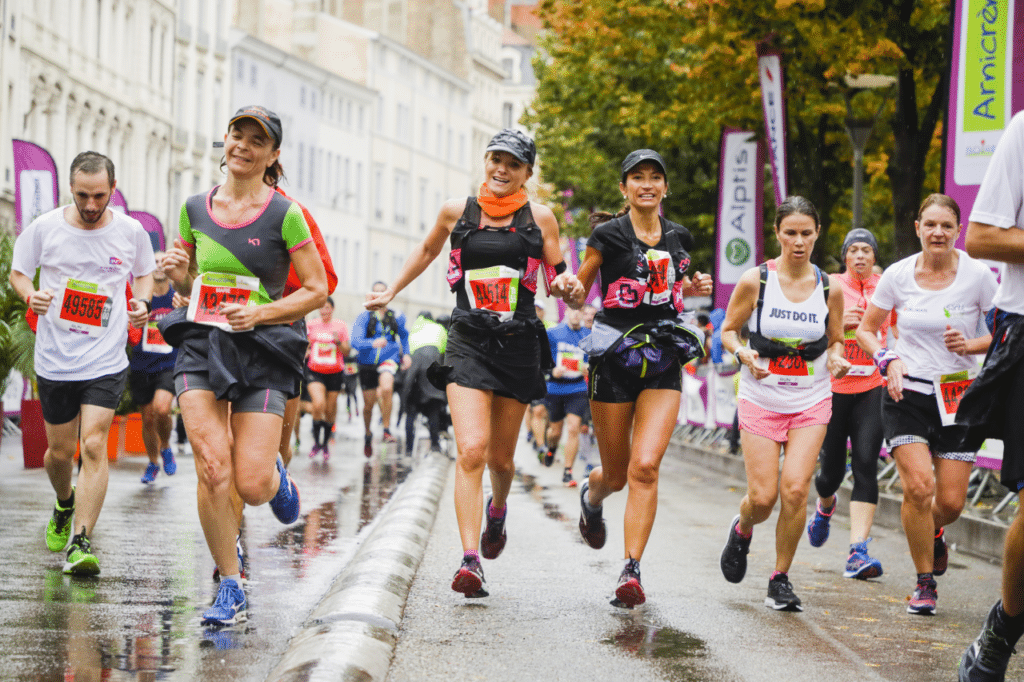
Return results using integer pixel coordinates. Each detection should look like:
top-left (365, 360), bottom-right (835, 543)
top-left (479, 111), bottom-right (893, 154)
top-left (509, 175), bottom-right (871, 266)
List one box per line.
top-left (844, 540), bottom-right (883, 579)
top-left (161, 447), bottom-right (177, 475)
top-left (807, 498), bottom-right (834, 548)
top-left (202, 578), bottom-right (246, 626)
top-left (269, 456), bottom-right (301, 524)
top-left (141, 463), bottom-right (159, 484)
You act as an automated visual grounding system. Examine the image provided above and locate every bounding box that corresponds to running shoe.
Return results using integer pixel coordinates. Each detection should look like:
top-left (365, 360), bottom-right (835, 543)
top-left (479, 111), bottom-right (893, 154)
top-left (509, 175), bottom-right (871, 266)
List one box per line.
top-left (451, 555), bottom-right (489, 598)
top-left (562, 469), bottom-right (577, 488)
top-left (480, 497), bottom-right (507, 560)
top-left (45, 488), bottom-right (75, 552)
top-left (578, 482), bottom-right (606, 549)
top-left (844, 540), bottom-right (883, 580)
top-left (141, 462), bottom-right (160, 484)
top-left (382, 429), bottom-right (397, 444)
top-left (212, 534), bottom-right (247, 583)
top-left (268, 456), bottom-right (301, 524)
top-left (959, 601), bottom-right (1018, 682)
top-left (907, 576), bottom-right (938, 615)
top-left (542, 448), bottom-right (555, 467)
top-left (364, 434), bottom-right (373, 458)
top-left (765, 573), bottom-right (802, 611)
top-left (720, 515), bottom-right (751, 584)
top-left (63, 533), bottom-right (100, 576)
top-left (202, 578), bottom-right (247, 626)
top-left (321, 442), bottom-right (331, 462)
top-left (614, 559), bottom-right (645, 607)
top-left (807, 498), bottom-right (834, 548)
top-left (309, 445), bottom-right (321, 459)
top-left (161, 447), bottom-right (177, 475)
top-left (330, 423), bottom-right (336, 442)
top-left (934, 527), bottom-right (949, 576)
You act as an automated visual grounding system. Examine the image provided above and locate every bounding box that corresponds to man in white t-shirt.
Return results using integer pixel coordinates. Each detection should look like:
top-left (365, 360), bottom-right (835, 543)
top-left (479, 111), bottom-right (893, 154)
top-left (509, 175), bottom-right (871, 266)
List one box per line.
top-left (958, 110), bottom-right (1024, 680)
top-left (9, 151), bottom-right (155, 576)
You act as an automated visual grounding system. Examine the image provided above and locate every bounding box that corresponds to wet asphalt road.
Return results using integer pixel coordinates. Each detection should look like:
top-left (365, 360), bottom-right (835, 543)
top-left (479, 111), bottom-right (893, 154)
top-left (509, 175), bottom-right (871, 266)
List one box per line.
top-left (0, 415), bottom-right (410, 681)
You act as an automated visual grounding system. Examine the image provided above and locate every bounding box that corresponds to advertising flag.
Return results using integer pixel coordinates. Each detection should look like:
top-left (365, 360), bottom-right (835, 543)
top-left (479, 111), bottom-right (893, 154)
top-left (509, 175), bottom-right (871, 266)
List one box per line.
top-left (757, 46), bottom-right (788, 206)
top-left (12, 140), bottom-right (58, 235)
top-left (715, 129), bottom-right (764, 310)
top-left (130, 211), bottom-right (166, 253)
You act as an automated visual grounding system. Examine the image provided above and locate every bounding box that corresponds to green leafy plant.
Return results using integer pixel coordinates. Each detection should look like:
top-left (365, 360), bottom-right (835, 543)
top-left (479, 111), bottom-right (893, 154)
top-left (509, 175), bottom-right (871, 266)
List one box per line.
top-left (0, 233), bottom-right (35, 396)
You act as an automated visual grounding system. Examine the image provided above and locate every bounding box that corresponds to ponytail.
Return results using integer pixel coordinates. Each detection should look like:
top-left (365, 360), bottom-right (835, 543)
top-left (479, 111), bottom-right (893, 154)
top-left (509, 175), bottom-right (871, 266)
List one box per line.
top-left (588, 203), bottom-right (629, 231)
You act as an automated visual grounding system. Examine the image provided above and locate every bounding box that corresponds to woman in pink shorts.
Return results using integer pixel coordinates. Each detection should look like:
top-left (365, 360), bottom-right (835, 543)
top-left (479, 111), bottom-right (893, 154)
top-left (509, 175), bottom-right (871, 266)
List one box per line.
top-left (719, 196), bottom-right (850, 611)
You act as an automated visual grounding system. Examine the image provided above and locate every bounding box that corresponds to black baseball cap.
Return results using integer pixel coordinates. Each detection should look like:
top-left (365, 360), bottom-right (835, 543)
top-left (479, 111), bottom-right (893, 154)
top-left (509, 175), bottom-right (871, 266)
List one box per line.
top-left (485, 128), bottom-right (536, 167)
top-left (621, 149), bottom-right (667, 180)
top-left (841, 228), bottom-right (879, 262)
top-left (228, 106), bottom-right (283, 147)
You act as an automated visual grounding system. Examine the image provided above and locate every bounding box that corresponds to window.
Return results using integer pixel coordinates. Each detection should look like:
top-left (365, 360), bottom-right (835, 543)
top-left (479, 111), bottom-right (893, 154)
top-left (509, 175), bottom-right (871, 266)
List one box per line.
top-left (236, 57), bottom-right (244, 82)
top-left (250, 64), bottom-right (257, 87)
top-left (503, 102), bottom-right (514, 129)
top-left (174, 64), bottom-right (187, 128)
top-left (355, 162), bottom-right (363, 212)
top-left (419, 178), bottom-right (428, 230)
top-left (459, 133), bottom-right (466, 166)
top-left (394, 171), bottom-right (408, 224)
top-left (340, 240), bottom-right (348, 286)
top-left (374, 165), bottom-right (384, 220)
top-left (420, 116), bottom-right (428, 151)
top-left (300, 85), bottom-right (306, 108)
top-left (353, 242), bottom-right (361, 287)
top-left (297, 142), bottom-right (305, 190)
top-left (344, 158), bottom-right (351, 209)
top-left (193, 72), bottom-right (205, 139)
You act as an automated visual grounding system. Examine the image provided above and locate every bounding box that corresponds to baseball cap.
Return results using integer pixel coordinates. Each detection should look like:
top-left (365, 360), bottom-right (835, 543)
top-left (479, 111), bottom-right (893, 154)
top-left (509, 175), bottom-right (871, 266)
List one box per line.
top-left (228, 106), bottom-right (282, 147)
top-left (485, 128), bottom-right (536, 167)
top-left (621, 149), bottom-right (667, 180)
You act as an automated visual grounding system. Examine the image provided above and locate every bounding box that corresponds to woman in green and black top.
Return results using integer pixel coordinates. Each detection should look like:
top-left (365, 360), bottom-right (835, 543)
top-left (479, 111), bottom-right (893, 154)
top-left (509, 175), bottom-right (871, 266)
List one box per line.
top-left (575, 149), bottom-right (712, 607)
top-left (161, 106), bottom-right (328, 626)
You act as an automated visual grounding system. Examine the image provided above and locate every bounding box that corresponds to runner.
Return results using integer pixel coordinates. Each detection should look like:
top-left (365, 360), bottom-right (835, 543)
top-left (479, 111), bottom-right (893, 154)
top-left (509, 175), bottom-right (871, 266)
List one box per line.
top-left (856, 193), bottom-right (995, 616)
top-left (365, 128), bottom-right (582, 598)
top-left (10, 151), bottom-right (155, 575)
top-left (956, 109), bottom-right (1024, 680)
top-left (159, 106), bottom-right (327, 626)
top-left (719, 195), bottom-right (850, 612)
top-left (575, 149), bottom-right (711, 607)
top-left (129, 251), bottom-right (179, 484)
top-left (543, 305), bottom-right (590, 487)
top-left (304, 297), bottom-right (350, 461)
top-left (401, 312), bottom-right (449, 456)
top-left (352, 281), bottom-right (411, 456)
top-left (807, 228), bottom-right (891, 578)
top-left (343, 348), bottom-right (360, 422)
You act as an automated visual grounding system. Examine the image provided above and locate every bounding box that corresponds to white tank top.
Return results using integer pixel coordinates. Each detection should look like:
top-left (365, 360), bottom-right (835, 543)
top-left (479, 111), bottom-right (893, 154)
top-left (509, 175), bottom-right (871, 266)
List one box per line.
top-left (738, 260), bottom-right (831, 413)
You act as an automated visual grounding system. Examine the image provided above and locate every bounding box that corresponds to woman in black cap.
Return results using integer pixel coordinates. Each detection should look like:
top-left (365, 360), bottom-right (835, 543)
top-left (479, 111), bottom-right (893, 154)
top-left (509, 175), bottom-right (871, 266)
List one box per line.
top-left (574, 149), bottom-right (712, 607)
top-left (365, 128), bottom-right (583, 598)
top-left (161, 106), bottom-right (328, 625)
top-left (806, 228), bottom-right (890, 580)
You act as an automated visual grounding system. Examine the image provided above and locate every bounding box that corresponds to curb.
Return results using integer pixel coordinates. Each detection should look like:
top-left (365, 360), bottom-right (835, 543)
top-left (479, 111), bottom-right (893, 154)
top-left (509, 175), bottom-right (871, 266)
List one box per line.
top-left (266, 452), bottom-right (450, 682)
top-left (668, 438), bottom-right (1008, 564)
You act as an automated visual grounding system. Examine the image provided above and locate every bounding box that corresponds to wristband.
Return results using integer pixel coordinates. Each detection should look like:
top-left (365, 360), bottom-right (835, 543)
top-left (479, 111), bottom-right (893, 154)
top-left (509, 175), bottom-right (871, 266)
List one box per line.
top-left (142, 299), bottom-right (152, 314)
top-left (873, 348), bottom-right (899, 375)
top-left (553, 261), bottom-right (567, 275)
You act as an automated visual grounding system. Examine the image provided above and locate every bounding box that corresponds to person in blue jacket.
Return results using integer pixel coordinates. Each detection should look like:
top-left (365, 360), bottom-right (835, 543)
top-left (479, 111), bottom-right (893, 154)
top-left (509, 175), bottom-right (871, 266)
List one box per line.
top-left (543, 306), bottom-right (591, 486)
top-left (351, 280), bottom-right (411, 455)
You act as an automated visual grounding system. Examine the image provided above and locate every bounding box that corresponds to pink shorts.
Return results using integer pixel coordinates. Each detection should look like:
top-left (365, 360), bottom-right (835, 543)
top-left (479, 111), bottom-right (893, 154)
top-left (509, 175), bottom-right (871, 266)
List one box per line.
top-left (737, 397), bottom-right (832, 443)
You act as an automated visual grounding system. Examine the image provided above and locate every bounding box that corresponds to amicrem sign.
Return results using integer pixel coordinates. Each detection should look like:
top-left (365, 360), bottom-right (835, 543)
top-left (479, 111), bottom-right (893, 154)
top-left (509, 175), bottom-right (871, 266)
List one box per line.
top-left (963, 0), bottom-right (1009, 132)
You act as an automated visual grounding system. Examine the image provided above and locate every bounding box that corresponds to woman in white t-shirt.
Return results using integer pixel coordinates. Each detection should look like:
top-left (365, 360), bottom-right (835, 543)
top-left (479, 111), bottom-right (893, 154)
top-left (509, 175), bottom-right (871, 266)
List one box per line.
top-left (857, 193), bottom-right (996, 617)
top-left (720, 196), bottom-right (850, 612)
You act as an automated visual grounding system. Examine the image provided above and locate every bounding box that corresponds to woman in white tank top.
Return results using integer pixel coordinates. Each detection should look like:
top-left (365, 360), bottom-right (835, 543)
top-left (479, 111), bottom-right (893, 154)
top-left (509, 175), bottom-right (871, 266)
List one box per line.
top-left (719, 196), bottom-right (850, 612)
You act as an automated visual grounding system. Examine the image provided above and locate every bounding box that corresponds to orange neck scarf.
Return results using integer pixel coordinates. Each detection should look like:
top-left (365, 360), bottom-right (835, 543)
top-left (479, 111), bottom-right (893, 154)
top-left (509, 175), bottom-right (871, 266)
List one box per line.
top-left (477, 183), bottom-right (528, 218)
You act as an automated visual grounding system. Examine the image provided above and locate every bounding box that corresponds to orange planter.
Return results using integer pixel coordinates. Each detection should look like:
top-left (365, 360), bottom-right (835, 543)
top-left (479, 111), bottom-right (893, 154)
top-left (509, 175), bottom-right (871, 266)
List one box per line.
top-left (124, 413), bottom-right (146, 455)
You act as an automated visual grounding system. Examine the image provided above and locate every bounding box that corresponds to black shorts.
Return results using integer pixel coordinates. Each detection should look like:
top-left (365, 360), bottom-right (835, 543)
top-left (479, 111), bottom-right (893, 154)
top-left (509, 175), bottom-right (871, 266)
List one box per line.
top-left (882, 389), bottom-right (972, 457)
top-left (37, 369), bottom-right (129, 425)
top-left (299, 380), bottom-right (311, 403)
top-left (175, 372), bottom-right (288, 417)
top-left (305, 367), bottom-right (345, 392)
top-left (588, 356), bottom-right (682, 404)
top-left (545, 391), bottom-right (590, 423)
top-left (129, 368), bottom-right (175, 407)
top-left (358, 362), bottom-right (398, 390)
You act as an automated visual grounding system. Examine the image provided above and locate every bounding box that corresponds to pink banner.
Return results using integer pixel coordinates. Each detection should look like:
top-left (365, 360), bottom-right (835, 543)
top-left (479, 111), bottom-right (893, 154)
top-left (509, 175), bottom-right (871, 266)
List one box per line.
top-left (130, 210), bottom-right (166, 252)
top-left (715, 128), bottom-right (765, 309)
top-left (109, 188), bottom-right (129, 213)
top-left (756, 45), bottom-right (788, 206)
top-left (12, 140), bottom-right (59, 236)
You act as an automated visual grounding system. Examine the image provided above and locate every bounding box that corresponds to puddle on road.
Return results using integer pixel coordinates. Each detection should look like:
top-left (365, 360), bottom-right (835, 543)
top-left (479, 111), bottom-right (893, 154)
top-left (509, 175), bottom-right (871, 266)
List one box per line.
top-left (519, 472), bottom-right (569, 522)
top-left (603, 617), bottom-right (711, 681)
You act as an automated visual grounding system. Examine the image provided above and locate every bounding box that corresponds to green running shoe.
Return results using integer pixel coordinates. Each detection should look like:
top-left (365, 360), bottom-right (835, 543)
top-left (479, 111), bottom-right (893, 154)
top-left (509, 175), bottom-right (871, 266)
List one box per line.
top-left (45, 488), bottom-right (75, 552)
top-left (63, 534), bottom-right (100, 576)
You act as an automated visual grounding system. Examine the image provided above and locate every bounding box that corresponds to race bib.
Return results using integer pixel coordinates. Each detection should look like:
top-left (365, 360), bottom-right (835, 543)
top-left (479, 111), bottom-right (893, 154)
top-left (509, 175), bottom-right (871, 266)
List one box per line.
top-left (556, 348), bottom-right (586, 379)
top-left (378, 359), bottom-right (399, 374)
top-left (55, 277), bottom-right (113, 337)
top-left (142, 320), bottom-right (173, 354)
top-left (313, 340), bottom-right (338, 365)
top-left (761, 355), bottom-right (815, 388)
top-left (466, 265), bottom-right (519, 322)
top-left (186, 272), bottom-right (261, 332)
top-left (844, 330), bottom-right (875, 377)
top-left (643, 248), bottom-right (674, 306)
top-left (934, 370), bottom-right (975, 426)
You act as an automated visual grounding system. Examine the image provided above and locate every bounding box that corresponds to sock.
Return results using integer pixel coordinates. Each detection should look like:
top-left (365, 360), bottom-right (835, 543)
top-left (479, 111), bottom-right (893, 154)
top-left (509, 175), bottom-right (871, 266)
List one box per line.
top-left (312, 421), bottom-right (322, 446)
top-left (770, 570), bottom-right (787, 581)
top-left (59, 490), bottom-right (75, 509)
top-left (734, 521), bottom-right (752, 539)
top-left (917, 572), bottom-right (934, 584)
top-left (583, 490), bottom-right (601, 513)
top-left (996, 601), bottom-right (1024, 642)
top-left (487, 501), bottom-right (506, 519)
top-left (463, 550), bottom-right (480, 563)
top-left (818, 498), bottom-right (836, 515)
top-left (221, 573), bottom-right (242, 585)
top-left (71, 527), bottom-right (88, 546)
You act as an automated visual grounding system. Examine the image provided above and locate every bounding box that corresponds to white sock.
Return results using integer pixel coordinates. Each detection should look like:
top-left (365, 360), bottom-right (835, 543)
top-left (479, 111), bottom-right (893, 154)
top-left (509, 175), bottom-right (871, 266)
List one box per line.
top-left (222, 574), bottom-right (242, 585)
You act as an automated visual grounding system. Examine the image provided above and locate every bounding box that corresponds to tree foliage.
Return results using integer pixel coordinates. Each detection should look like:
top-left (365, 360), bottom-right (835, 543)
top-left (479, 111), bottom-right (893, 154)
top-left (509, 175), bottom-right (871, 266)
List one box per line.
top-left (526, 0), bottom-right (949, 273)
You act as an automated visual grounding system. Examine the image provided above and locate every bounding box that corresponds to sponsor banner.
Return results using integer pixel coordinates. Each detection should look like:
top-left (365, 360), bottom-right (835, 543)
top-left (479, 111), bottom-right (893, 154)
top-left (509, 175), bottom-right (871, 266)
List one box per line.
top-left (12, 140), bottom-right (59, 236)
top-left (757, 47), bottom-right (788, 206)
top-left (715, 128), bottom-right (764, 310)
top-left (129, 210), bottom-right (166, 253)
top-left (945, 0), bottom-right (1024, 245)
top-left (110, 188), bottom-right (128, 213)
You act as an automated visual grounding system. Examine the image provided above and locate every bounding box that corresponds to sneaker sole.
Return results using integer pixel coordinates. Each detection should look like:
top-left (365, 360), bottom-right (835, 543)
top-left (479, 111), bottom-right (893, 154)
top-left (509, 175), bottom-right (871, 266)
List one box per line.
top-left (202, 610), bottom-right (248, 627)
top-left (451, 569), bottom-right (484, 596)
top-left (765, 597), bottom-right (803, 612)
top-left (907, 604), bottom-right (936, 615)
top-left (844, 563), bottom-right (883, 580)
top-left (63, 556), bottom-right (100, 576)
top-left (615, 579), bottom-right (646, 607)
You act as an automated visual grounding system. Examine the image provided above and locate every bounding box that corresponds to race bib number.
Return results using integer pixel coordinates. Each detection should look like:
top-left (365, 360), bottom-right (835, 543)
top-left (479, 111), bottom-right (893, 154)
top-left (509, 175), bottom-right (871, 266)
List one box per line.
top-left (313, 341), bottom-right (338, 365)
top-left (643, 248), bottom-right (674, 306)
top-left (934, 370), bottom-right (975, 426)
top-left (142, 320), bottom-right (173, 354)
top-left (556, 348), bottom-right (586, 379)
top-left (761, 354), bottom-right (815, 388)
top-left (844, 331), bottom-right (875, 377)
top-left (55, 277), bottom-right (112, 337)
top-left (186, 272), bottom-right (261, 332)
top-left (466, 265), bottom-right (519, 322)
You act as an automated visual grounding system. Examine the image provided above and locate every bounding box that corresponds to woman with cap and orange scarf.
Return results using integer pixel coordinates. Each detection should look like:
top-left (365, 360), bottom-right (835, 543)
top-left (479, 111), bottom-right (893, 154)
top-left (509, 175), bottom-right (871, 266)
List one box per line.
top-left (365, 129), bottom-right (583, 598)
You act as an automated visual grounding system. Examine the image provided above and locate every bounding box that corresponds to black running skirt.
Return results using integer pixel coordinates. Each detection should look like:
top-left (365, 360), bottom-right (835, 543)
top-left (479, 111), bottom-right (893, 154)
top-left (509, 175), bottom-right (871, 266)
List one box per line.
top-left (442, 321), bottom-right (547, 404)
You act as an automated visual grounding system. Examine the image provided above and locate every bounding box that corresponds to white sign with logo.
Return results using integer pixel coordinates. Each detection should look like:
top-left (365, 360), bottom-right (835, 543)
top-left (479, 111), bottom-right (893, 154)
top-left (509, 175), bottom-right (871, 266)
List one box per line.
top-left (715, 130), bottom-right (761, 309)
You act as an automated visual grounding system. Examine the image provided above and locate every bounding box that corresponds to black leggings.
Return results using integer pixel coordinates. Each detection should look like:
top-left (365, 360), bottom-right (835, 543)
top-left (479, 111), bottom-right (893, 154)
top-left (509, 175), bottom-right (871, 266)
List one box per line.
top-left (815, 387), bottom-right (884, 505)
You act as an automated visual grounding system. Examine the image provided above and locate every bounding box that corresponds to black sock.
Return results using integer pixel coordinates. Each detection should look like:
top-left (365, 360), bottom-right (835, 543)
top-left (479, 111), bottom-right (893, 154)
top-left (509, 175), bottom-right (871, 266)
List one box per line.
top-left (313, 421), bottom-right (323, 446)
top-left (917, 572), bottom-right (934, 583)
top-left (997, 601), bottom-right (1024, 642)
top-left (59, 490), bottom-right (75, 509)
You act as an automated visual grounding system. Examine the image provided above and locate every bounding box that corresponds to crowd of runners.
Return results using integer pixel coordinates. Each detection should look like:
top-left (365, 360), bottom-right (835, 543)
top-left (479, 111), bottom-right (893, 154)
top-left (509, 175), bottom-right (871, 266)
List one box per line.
top-left (10, 105), bottom-right (1024, 680)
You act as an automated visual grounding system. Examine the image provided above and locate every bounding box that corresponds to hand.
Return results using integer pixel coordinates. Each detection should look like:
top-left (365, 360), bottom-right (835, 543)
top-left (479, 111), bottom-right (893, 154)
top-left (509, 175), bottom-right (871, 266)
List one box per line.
top-left (371, 337), bottom-right (387, 349)
top-left (161, 246), bottom-right (191, 285)
top-left (219, 303), bottom-right (262, 332)
top-left (827, 354), bottom-right (852, 379)
top-left (128, 299), bottom-right (150, 329)
top-left (552, 272), bottom-right (584, 307)
top-left (885, 359), bottom-right (908, 402)
top-left (738, 348), bottom-right (769, 380)
top-left (843, 306), bottom-right (865, 331)
top-left (401, 354), bottom-right (412, 371)
top-left (687, 271), bottom-right (713, 297)
top-left (27, 289), bottom-right (54, 315)
top-left (172, 292), bottom-right (190, 308)
top-left (365, 288), bottom-right (395, 311)
top-left (551, 365), bottom-right (565, 379)
top-left (943, 325), bottom-right (968, 355)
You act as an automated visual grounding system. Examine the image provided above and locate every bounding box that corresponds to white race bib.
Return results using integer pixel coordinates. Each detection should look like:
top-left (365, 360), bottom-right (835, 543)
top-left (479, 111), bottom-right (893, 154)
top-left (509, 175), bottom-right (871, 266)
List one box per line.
top-left (759, 354), bottom-right (815, 388)
top-left (54, 277), bottom-right (113, 337)
top-left (186, 272), bottom-right (261, 332)
top-left (556, 348), bottom-right (586, 379)
top-left (142, 320), bottom-right (174, 354)
top-left (933, 370), bottom-right (975, 427)
top-left (465, 265), bottom-right (519, 322)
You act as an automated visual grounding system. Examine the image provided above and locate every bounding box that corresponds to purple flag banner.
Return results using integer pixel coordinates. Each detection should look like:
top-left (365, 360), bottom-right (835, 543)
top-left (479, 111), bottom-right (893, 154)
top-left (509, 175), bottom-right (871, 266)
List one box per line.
top-left (109, 188), bottom-right (129, 213)
top-left (756, 46), bottom-right (788, 206)
top-left (12, 140), bottom-right (59, 236)
top-left (130, 211), bottom-right (166, 253)
top-left (715, 128), bottom-right (764, 310)
top-left (945, 0), bottom-right (1024, 248)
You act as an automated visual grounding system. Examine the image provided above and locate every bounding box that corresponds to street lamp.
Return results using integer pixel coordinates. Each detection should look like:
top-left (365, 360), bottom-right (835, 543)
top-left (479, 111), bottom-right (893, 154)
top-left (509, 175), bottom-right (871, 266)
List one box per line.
top-left (843, 74), bottom-right (897, 232)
